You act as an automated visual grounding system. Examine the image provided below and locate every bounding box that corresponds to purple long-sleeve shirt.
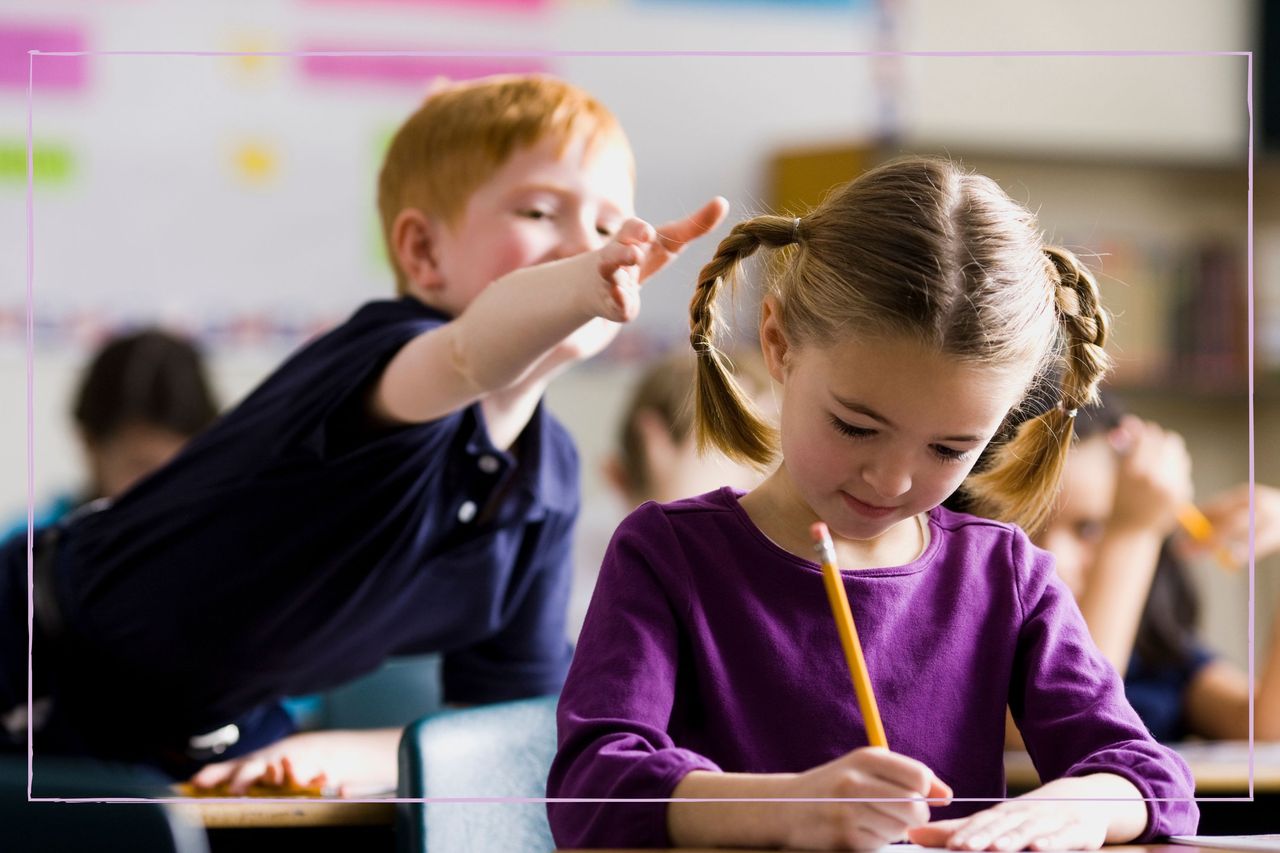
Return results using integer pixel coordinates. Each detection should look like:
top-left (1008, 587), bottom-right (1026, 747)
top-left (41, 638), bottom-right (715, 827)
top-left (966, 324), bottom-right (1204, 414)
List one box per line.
top-left (547, 487), bottom-right (1198, 847)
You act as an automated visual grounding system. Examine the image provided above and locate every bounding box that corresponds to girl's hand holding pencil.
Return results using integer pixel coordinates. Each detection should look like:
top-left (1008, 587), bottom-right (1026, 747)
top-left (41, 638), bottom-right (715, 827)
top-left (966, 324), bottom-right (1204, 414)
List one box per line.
top-left (776, 747), bottom-right (953, 850)
top-left (796, 523), bottom-right (952, 848)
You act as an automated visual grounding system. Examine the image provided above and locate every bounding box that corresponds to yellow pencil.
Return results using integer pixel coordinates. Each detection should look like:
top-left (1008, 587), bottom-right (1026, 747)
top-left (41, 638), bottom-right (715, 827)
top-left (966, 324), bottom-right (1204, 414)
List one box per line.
top-left (1176, 504), bottom-right (1237, 572)
top-left (811, 521), bottom-right (888, 749)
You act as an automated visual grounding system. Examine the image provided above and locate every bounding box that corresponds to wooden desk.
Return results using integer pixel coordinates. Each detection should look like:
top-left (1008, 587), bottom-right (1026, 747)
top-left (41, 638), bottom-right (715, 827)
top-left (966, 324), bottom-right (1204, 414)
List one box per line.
top-left (172, 792), bottom-right (395, 853)
top-left (1005, 742), bottom-right (1280, 794)
top-left (176, 797), bottom-right (394, 829)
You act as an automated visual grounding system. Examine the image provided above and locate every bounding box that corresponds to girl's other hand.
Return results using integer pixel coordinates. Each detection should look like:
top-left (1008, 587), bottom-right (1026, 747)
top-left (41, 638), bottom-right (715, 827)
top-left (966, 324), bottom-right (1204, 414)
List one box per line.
top-left (1107, 415), bottom-right (1192, 537)
top-left (778, 746), bottom-right (952, 850)
top-left (908, 798), bottom-right (1108, 852)
top-left (907, 774), bottom-right (1144, 851)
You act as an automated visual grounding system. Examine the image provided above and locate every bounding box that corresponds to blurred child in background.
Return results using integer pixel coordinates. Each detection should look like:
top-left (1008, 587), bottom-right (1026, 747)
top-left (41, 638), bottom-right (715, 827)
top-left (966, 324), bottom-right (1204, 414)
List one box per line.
top-left (3, 328), bottom-right (219, 539)
top-left (603, 349), bottom-right (772, 507)
top-left (1035, 395), bottom-right (1280, 742)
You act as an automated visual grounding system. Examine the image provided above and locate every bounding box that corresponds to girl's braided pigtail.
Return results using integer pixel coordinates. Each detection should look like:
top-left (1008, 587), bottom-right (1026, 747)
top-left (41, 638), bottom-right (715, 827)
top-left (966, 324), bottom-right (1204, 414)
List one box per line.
top-left (688, 215), bottom-right (799, 466)
top-left (966, 246), bottom-right (1111, 534)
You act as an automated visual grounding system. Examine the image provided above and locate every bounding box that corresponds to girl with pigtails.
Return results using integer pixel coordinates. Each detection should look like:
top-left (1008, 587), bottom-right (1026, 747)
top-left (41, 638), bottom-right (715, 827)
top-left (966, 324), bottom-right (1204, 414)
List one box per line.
top-left (547, 157), bottom-right (1198, 851)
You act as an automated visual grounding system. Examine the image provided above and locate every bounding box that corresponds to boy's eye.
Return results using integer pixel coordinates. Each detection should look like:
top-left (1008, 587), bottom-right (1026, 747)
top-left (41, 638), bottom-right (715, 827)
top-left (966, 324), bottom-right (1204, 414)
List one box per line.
top-left (829, 415), bottom-right (875, 440)
top-left (519, 209), bottom-right (552, 220)
top-left (597, 224), bottom-right (617, 237)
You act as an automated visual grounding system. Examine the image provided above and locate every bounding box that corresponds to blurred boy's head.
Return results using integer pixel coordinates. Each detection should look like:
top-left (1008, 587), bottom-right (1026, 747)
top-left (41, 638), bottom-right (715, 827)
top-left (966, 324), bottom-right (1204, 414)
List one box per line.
top-left (606, 351), bottom-right (774, 507)
top-left (377, 75), bottom-right (635, 312)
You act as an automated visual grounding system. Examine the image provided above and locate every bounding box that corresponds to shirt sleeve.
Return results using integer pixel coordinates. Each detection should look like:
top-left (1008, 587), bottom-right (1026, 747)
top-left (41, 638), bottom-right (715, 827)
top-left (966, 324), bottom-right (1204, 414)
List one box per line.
top-left (1008, 530), bottom-right (1199, 840)
top-left (546, 503), bottom-right (720, 849)
top-left (441, 509), bottom-right (576, 704)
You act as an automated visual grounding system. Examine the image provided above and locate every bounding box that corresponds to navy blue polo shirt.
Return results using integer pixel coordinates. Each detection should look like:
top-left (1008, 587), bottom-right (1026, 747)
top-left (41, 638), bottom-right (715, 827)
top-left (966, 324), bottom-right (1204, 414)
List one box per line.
top-left (48, 298), bottom-right (578, 749)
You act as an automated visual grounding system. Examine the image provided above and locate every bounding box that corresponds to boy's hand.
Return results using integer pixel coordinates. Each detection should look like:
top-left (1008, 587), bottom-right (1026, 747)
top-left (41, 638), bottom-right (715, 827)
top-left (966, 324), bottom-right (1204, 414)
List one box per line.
top-left (777, 746), bottom-right (952, 850)
top-left (592, 197), bottom-right (730, 324)
top-left (595, 218), bottom-right (658, 323)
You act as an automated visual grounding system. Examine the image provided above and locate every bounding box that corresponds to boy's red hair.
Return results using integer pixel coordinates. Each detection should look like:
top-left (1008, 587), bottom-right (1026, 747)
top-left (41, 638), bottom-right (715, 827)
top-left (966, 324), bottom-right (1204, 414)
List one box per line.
top-left (378, 74), bottom-right (632, 293)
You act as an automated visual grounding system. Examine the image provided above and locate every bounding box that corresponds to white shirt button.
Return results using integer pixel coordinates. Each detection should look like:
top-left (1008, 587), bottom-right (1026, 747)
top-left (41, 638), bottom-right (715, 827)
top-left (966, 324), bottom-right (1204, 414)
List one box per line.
top-left (478, 455), bottom-right (500, 474)
top-left (457, 500), bottom-right (477, 523)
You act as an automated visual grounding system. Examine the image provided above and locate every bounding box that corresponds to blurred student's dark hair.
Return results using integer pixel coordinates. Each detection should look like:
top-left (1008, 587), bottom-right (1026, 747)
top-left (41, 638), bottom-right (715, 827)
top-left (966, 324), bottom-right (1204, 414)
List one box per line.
top-left (73, 329), bottom-right (220, 443)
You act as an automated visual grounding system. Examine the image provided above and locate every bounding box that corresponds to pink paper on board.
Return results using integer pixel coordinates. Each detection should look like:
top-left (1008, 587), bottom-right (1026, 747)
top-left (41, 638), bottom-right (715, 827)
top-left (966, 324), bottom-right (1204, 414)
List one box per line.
top-left (0, 24), bottom-right (87, 90)
top-left (301, 50), bottom-right (549, 87)
top-left (303, 0), bottom-right (547, 10)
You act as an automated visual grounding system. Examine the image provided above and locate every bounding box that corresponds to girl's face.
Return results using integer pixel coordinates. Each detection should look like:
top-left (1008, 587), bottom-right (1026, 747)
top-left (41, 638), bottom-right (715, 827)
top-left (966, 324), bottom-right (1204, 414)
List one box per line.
top-left (1035, 434), bottom-right (1117, 596)
top-left (763, 303), bottom-right (1031, 543)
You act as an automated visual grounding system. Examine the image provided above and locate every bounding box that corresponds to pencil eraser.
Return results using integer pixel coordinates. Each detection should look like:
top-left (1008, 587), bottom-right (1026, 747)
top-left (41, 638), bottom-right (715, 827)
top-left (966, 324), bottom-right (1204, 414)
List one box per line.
top-left (810, 522), bottom-right (830, 543)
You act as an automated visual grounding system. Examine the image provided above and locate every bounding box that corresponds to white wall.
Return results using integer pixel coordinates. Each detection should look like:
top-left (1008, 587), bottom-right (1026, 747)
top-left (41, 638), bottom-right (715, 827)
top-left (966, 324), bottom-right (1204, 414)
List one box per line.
top-left (1, 0), bottom-right (1267, 670)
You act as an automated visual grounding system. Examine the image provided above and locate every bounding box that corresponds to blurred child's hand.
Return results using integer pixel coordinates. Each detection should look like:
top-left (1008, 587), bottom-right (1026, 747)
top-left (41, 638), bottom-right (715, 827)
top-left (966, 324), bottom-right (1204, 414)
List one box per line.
top-left (776, 746), bottom-right (952, 850)
top-left (1192, 482), bottom-right (1280, 564)
top-left (188, 728), bottom-right (398, 797)
top-left (1107, 415), bottom-right (1192, 537)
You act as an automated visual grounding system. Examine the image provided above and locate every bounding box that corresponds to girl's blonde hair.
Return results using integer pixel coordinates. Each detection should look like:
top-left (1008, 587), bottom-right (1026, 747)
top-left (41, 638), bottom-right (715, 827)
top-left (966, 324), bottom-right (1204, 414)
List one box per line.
top-left (688, 157), bottom-right (1110, 534)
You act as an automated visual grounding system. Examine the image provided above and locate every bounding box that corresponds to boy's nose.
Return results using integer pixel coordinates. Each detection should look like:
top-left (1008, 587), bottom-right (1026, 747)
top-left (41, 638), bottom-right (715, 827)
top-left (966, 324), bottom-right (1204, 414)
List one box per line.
top-left (555, 218), bottom-right (603, 259)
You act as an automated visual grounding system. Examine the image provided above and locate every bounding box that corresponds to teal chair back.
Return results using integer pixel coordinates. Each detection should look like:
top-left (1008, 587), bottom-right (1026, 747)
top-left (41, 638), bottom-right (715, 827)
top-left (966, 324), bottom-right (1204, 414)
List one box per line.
top-left (2, 755), bottom-right (210, 852)
top-left (324, 654), bottom-right (444, 729)
top-left (396, 694), bottom-right (558, 853)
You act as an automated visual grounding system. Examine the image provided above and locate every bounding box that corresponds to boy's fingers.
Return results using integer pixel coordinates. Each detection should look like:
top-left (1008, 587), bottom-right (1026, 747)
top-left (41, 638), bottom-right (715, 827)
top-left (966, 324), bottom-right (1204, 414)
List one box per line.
top-left (656, 196), bottom-right (729, 253)
top-left (615, 218), bottom-right (656, 246)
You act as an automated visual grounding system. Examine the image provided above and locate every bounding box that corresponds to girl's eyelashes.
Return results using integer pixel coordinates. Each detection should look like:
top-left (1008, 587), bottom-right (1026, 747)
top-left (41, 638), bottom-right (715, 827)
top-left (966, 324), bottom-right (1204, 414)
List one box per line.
top-left (828, 413), bottom-right (974, 463)
top-left (828, 414), bottom-right (875, 440)
top-left (518, 208), bottom-right (553, 220)
top-left (931, 444), bottom-right (972, 463)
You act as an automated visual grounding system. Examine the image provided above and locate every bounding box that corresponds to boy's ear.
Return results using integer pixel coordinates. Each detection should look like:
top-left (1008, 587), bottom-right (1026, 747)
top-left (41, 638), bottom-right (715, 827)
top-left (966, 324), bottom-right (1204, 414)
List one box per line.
top-left (391, 208), bottom-right (445, 292)
top-left (758, 295), bottom-right (790, 385)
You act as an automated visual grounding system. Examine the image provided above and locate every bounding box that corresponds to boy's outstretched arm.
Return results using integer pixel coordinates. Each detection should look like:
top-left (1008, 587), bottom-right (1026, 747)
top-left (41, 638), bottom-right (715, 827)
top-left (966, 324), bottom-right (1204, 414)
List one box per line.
top-left (371, 198), bottom-right (728, 434)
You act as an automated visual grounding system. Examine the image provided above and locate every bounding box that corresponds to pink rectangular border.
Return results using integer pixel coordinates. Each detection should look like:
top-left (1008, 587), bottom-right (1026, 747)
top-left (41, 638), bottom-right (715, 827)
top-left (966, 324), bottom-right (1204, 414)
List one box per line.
top-left (23, 48), bottom-right (1257, 808)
